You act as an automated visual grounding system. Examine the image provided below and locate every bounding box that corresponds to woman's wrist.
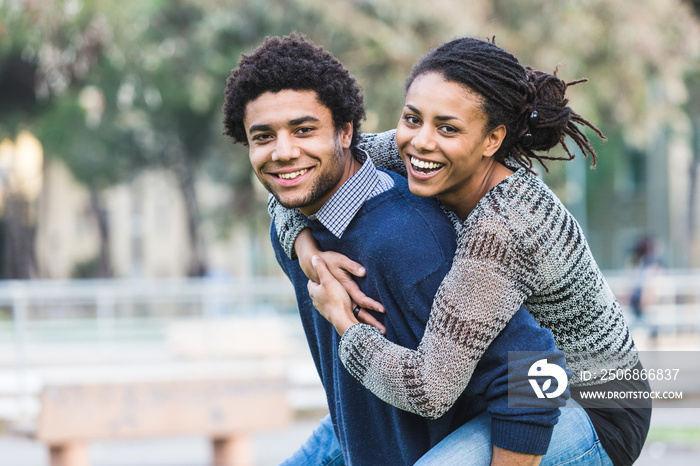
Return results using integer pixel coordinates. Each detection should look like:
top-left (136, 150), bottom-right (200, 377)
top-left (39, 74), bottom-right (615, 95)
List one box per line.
top-left (333, 312), bottom-right (360, 336)
top-left (294, 228), bottom-right (321, 280)
top-left (325, 299), bottom-right (359, 336)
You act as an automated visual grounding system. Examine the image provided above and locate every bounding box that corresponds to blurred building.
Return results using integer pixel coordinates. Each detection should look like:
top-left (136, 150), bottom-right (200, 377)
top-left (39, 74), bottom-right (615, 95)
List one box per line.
top-left (31, 155), bottom-right (274, 279)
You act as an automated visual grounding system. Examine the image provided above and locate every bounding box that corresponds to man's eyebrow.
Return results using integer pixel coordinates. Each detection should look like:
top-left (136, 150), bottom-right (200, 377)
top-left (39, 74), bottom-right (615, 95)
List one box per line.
top-left (289, 115), bottom-right (320, 126)
top-left (248, 123), bottom-right (271, 133)
top-left (248, 116), bottom-right (320, 134)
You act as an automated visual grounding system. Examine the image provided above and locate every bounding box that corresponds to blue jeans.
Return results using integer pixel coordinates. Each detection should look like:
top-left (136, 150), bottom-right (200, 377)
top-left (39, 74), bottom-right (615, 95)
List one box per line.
top-left (415, 398), bottom-right (613, 465)
top-left (280, 414), bottom-right (345, 466)
top-left (283, 399), bottom-right (611, 466)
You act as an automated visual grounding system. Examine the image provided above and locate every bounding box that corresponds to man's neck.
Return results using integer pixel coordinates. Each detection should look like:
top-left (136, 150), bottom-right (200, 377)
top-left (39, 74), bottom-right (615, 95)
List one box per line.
top-left (299, 152), bottom-right (361, 217)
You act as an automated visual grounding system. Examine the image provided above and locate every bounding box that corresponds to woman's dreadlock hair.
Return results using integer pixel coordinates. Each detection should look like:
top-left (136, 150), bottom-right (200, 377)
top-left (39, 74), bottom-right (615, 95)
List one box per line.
top-left (405, 37), bottom-right (605, 172)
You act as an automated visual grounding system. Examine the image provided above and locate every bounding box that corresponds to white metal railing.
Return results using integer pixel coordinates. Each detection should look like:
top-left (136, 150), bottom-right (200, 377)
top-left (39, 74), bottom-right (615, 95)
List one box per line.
top-left (0, 276), bottom-right (297, 315)
top-left (0, 269), bottom-right (697, 341)
top-left (0, 276), bottom-right (298, 338)
top-left (0, 270), bottom-right (697, 423)
top-left (604, 268), bottom-right (700, 335)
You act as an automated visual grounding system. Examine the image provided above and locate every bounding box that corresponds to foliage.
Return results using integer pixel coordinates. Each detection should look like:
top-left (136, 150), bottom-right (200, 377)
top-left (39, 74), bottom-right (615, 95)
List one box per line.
top-left (1, 0), bottom-right (700, 273)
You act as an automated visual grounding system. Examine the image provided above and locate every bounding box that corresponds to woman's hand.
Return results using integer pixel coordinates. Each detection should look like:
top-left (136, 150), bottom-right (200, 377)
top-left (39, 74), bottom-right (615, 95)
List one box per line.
top-left (295, 229), bottom-right (385, 314)
top-left (308, 256), bottom-right (386, 335)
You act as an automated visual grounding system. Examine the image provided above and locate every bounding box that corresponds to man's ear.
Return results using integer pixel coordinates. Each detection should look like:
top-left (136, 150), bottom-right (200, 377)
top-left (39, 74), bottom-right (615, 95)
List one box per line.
top-left (339, 122), bottom-right (353, 149)
top-left (483, 124), bottom-right (506, 158)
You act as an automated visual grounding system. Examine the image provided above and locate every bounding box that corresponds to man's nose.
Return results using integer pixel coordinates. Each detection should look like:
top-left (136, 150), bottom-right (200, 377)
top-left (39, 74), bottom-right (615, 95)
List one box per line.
top-left (272, 132), bottom-right (299, 162)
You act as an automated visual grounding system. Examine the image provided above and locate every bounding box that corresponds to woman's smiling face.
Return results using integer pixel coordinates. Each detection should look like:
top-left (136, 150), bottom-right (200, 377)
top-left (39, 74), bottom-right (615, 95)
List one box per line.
top-left (395, 72), bottom-right (506, 217)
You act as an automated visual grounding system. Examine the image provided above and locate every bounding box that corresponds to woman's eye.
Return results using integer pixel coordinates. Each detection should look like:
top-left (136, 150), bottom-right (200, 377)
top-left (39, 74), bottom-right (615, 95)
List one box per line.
top-left (439, 125), bottom-right (458, 134)
top-left (403, 115), bottom-right (420, 125)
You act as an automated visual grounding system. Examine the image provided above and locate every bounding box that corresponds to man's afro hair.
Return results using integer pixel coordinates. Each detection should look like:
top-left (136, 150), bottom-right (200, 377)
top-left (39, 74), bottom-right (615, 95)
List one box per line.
top-left (223, 33), bottom-right (365, 148)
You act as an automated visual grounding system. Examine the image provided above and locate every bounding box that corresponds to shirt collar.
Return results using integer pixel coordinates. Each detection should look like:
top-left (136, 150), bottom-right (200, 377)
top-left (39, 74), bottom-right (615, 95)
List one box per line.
top-left (308, 149), bottom-right (379, 238)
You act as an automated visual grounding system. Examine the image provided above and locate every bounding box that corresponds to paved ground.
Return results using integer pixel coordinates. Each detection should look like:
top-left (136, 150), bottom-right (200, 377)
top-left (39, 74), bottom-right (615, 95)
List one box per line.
top-left (0, 417), bottom-right (320, 466)
top-left (2, 318), bottom-right (699, 465)
top-left (2, 408), bottom-right (699, 465)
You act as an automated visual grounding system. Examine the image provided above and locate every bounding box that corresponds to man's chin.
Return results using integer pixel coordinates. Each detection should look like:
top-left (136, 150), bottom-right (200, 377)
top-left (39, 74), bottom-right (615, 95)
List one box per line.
top-left (271, 193), bottom-right (309, 211)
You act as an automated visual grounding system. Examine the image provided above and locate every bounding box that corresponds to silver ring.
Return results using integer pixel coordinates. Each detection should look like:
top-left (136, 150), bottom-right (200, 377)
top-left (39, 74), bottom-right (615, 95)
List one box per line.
top-left (352, 306), bottom-right (361, 319)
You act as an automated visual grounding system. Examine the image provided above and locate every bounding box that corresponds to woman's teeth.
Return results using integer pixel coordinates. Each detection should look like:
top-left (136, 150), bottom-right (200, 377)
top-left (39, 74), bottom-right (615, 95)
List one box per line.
top-left (278, 169), bottom-right (309, 180)
top-left (411, 157), bottom-right (444, 172)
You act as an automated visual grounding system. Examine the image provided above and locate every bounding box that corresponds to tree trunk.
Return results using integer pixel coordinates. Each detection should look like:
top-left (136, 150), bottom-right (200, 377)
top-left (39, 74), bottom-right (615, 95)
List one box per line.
top-left (88, 188), bottom-right (112, 278)
top-left (1, 193), bottom-right (37, 279)
top-left (173, 160), bottom-right (207, 277)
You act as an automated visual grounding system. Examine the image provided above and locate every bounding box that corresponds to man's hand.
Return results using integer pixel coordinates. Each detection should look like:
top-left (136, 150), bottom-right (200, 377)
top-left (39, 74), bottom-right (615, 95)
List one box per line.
top-left (491, 446), bottom-right (542, 466)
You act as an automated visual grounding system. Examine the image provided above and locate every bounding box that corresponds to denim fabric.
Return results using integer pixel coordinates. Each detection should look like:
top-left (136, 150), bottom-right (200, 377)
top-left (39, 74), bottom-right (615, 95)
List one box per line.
top-left (279, 414), bottom-right (345, 466)
top-left (415, 399), bottom-right (613, 466)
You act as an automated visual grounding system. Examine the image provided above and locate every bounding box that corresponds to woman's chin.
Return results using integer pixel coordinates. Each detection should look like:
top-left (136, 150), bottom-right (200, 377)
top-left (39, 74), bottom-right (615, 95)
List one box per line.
top-left (407, 177), bottom-right (439, 198)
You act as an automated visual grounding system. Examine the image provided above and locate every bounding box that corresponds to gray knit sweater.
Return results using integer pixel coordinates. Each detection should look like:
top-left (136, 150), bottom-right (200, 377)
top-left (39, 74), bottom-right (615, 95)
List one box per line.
top-left (268, 130), bottom-right (638, 419)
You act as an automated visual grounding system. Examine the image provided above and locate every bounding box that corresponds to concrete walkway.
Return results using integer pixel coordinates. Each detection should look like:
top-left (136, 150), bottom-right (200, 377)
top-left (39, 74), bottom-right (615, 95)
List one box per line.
top-left (2, 317), bottom-right (699, 465)
top-left (2, 407), bottom-right (700, 465)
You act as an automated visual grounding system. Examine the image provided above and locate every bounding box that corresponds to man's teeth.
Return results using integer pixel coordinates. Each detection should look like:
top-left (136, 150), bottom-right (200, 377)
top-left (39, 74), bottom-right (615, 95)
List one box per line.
top-left (411, 157), bottom-right (444, 170)
top-left (278, 169), bottom-right (309, 180)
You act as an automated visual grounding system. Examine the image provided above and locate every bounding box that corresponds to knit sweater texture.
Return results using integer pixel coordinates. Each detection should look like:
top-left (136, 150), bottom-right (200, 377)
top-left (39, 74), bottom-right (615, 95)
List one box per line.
top-left (272, 172), bottom-right (568, 464)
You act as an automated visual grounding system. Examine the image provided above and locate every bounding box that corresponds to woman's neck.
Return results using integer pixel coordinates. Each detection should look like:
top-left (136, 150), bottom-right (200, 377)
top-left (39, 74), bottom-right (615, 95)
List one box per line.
top-left (441, 161), bottom-right (514, 221)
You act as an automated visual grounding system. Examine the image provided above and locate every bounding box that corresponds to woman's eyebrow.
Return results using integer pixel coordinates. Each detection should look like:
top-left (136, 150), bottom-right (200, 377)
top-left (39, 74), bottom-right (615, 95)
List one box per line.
top-left (434, 114), bottom-right (459, 122)
top-left (405, 104), bottom-right (421, 114)
top-left (405, 104), bottom-right (459, 122)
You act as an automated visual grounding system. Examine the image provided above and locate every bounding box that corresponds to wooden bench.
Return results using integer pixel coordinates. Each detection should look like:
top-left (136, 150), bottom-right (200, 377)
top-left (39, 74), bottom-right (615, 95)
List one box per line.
top-left (35, 376), bottom-right (292, 466)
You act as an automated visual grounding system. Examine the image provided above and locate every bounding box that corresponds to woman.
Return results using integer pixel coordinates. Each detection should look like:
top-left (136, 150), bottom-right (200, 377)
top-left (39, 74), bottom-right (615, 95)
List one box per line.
top-left (270, 37), bottom-right (651, 465)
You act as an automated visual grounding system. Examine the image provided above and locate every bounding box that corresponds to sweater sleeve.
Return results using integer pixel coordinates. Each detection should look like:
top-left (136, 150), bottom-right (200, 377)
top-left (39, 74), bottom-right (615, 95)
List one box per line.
top-left (356, 130), bottom-right (407, 176)
top-left (338, 213), bottom-right (544, 419)
top-left (266, 195), bottom-right (307, 260)
top-left (266, 130), bottom-right (404, 259)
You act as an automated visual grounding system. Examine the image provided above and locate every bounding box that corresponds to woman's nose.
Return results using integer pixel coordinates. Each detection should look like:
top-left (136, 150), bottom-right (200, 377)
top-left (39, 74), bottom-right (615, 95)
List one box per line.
top-left (411, 126), bottom-right (437, 152)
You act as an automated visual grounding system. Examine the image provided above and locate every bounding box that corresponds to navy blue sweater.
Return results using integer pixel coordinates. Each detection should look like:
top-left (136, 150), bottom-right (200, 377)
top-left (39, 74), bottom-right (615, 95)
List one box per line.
top-left (272, 172), bottom-right (568, 465)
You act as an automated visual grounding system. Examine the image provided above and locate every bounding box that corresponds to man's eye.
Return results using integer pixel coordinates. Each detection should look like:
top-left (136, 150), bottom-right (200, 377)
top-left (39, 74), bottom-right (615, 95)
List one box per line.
top-left (252, 134), bottom-right (272, 142)
top-left (296, 127), bottom-right (314, 135)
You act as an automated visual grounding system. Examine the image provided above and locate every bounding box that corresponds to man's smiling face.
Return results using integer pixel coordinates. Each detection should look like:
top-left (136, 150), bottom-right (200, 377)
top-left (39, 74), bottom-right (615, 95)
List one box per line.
top-left (244, 89), bottom-right (353, 217)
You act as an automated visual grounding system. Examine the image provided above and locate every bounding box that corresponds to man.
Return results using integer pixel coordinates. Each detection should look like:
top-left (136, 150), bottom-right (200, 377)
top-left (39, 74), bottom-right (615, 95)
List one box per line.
top-left (223, 34), bottom-right (567, 465)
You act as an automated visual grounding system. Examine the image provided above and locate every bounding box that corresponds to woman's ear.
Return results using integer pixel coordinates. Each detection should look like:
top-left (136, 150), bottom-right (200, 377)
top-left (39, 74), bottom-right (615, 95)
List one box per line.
top-left (483, 125), bottom-right (506, 158)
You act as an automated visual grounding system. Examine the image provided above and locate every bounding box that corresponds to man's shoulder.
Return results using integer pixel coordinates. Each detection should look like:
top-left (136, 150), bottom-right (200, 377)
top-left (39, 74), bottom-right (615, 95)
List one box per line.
top-left (368, 172), bottom-right (455, 237)
top-left (344, 174), bottom-right (457, 268)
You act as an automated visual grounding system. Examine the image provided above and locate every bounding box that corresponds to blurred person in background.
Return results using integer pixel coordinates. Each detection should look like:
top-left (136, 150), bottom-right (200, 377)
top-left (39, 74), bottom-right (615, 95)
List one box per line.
top-left (223, 34), bottom-right (571, 466)
top-left (629, 236), bottom-right (664, 320)
top-left (628, 236), bottom-right (664, 342)
top-left (270, 37), bottom-right (652, 466)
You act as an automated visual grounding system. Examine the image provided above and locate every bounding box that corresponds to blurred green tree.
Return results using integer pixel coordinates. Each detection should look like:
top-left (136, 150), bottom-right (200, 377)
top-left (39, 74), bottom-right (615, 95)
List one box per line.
top-left (0, 0), bottom-right (452, 277)
top-left (2, 0), bottom-right (699, 276)
top-left (479, 0), bottom-right (700, 267)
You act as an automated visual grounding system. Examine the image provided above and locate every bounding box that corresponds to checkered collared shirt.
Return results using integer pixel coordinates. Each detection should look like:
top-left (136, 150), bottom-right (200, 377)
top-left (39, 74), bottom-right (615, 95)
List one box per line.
top-left (308, 149), bottom-right (394, 238)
